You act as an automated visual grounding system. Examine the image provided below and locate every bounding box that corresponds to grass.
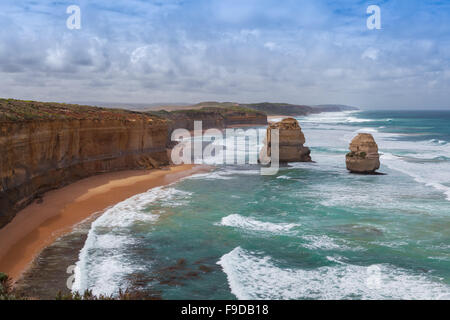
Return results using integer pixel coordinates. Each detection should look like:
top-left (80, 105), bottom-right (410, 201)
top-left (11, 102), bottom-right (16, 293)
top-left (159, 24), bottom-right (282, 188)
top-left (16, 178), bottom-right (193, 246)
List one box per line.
top-left (241, 102), bottom-right (315, 115)
top-left (0, 98), bottom-right (160, 122)
top-left (0, 98), bottom-right (265, 122)
top-left (146, 105), bottom-right (266, 122)
top-left (346, 151), bottom-right (367, 159)
top-left (172, 106), bottom-right (264, 115)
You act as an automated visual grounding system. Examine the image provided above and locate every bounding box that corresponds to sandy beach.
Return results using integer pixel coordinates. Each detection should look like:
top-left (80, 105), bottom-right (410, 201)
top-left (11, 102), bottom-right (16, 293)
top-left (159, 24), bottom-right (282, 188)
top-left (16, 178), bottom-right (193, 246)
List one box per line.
top-left (0, 164), bottom-right (209, 283)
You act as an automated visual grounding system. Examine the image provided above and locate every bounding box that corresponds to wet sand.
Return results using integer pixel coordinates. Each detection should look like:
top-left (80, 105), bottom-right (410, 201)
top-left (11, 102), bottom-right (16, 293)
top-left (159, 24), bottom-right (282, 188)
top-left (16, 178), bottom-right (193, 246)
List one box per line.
top-left (0, 165), bottom-right (209, 283)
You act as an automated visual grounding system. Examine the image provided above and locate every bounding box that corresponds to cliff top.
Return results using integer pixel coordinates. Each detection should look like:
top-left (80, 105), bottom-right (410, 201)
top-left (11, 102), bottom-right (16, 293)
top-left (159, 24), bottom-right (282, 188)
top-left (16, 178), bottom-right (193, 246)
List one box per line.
top-left (349, 133), bottom-right (379, 153)
top-left (269, 117), bottom-right (301, 130)
top-left (148, 105), bottom-right (266, 118)
top-left (0, 99), bottom-right (161, 122)
top-left (174, 106), bottom-right (265, 115)
top-left (149, 101), bottom-right (358, 116)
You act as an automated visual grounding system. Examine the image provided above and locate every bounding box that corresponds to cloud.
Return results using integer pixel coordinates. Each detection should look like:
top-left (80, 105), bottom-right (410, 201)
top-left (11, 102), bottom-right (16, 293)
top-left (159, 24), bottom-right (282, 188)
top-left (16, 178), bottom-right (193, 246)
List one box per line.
top-left (0, 0), bottom-right (448, 108)
top-left (362, 47), bottom-right (379, 61)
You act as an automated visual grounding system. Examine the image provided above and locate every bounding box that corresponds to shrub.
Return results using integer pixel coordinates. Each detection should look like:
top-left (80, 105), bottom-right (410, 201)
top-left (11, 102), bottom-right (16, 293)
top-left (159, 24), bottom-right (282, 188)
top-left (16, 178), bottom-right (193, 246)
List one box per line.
top-left (55, 289), bottom-right (158, 300)
top-left (0, 273), bottom-right (18, 300)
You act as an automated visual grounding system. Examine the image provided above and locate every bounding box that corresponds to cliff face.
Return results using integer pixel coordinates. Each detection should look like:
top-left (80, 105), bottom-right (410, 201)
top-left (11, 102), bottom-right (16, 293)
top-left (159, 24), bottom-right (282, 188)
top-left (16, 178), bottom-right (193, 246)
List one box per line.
top-left (0, 100), bottom-right (267, 229)
top-left (0, 118), bottom-right (171, 228)
top-left (151, 107), bottom-right (268, 132)
top-left (346, 133), bottom-right (380, 173)
top-left (259, 118), bottom-right (312, 163)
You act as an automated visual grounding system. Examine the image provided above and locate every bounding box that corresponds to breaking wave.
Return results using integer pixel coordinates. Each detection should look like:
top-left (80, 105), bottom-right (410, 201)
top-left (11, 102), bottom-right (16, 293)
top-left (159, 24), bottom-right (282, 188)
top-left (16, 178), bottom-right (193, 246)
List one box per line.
top-left (218, 247), bottom-right (450, 300)
top-left (218, 214), bottom-right (300, 234)
top-left (72, 187), bottom-right (193, 296)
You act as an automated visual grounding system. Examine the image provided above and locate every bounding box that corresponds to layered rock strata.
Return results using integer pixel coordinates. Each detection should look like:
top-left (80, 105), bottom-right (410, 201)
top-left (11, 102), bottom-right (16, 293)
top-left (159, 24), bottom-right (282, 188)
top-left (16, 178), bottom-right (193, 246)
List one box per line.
top-left (346, 133), bottom-right (380, 173)
top-left (0, 116), bottom-right (171, 228)
top-left (259, 118), bottom-right (312, 164)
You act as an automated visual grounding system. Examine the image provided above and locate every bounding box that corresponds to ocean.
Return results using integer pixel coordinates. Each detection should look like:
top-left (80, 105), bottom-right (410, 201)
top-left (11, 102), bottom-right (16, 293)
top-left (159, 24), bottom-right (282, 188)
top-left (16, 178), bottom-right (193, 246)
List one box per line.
top-left (72, 110), bottom-right (450, 300)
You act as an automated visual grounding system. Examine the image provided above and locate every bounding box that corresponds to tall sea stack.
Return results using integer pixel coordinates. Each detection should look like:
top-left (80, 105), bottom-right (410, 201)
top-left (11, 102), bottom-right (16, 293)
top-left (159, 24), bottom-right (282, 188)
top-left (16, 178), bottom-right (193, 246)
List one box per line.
top-left (346, 133), bottom-right (380, 174)
top-left (259, 118), bottom-right (312, 164)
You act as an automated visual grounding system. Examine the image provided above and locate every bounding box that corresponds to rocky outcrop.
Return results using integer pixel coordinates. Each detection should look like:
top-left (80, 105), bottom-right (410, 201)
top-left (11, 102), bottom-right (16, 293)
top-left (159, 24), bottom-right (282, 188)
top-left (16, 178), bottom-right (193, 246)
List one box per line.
top-left (0, 117), bottom-right (171, 229)
top-left (346, 133), bottom-right (380, 173)
top-left (259, 118), bottom-right (312, 163)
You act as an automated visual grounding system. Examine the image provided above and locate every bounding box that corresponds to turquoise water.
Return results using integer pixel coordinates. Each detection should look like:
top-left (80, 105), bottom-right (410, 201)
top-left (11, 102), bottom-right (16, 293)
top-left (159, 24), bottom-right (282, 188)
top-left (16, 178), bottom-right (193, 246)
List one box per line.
top-left (73, 110), bottom-right (450, 300)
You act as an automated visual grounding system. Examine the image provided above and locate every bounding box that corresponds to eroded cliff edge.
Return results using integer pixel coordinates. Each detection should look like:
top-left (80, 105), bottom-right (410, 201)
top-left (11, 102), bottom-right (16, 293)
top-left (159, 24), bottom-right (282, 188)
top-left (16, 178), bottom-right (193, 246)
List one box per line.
top-left (0, 101), bottom-right (172, 228)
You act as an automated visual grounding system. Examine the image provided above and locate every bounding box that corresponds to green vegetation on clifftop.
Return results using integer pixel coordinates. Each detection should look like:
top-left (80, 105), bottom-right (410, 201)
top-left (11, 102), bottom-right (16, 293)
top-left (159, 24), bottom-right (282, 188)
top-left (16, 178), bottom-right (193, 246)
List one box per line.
top-left (0, 99), bottom-right (158, 122)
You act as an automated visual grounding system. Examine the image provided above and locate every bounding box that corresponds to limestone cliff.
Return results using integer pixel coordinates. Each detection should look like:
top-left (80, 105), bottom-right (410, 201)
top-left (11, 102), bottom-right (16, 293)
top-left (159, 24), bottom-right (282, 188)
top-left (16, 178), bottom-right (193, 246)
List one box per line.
top-left (149, 106), bottom-right (268, 132)
top-left (346, 133), bottom-right (380, 173)
top-left (259, 118), bottom-right (312, 163)
top-left (0, 100), bottom-right (268, 229)
top-left (0, 100), bottom-right (171, 228)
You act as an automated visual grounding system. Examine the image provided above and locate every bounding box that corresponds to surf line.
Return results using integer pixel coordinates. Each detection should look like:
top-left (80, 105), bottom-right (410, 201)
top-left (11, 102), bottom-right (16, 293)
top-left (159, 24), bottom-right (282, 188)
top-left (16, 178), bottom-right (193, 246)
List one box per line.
top-left (181, 304), bottom-right (215, 318)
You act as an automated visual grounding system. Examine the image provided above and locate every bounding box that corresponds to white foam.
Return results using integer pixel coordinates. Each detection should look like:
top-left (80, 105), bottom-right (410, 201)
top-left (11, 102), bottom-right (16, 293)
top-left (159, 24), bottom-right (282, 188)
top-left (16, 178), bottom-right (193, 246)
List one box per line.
top-left (381, 152), bottom-right (450, 201)
top-left (218, 247), bottom-right (450, 300)
top-left (187, 168), bottom-right (260, 181)
top-left (302, 235), bottom-right (358, 251)
top-left (72, 186), bottom-right (192, 296)
top-left (345, 116), bottom-right (373, 123)
top-left (186, 171), bottom-right (234, 180)
top-left (356, 127), bottom-right (378, 133)
top-left (301, 112), bottom-right (450, 203)
top-left (430, 139), bottom-right (447, 145)
top-left (219, 214), bottom-right (300, 234)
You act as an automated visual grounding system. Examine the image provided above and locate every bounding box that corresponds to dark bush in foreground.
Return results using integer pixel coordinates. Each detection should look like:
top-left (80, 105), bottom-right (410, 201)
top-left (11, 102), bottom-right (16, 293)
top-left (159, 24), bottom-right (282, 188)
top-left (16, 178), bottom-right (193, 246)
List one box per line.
top-left (56, 289), bottom-right (161, 300)
top-left (0, 272), bottom-right (19, 300)
top-left (1, 272), bottom-right (160, 300)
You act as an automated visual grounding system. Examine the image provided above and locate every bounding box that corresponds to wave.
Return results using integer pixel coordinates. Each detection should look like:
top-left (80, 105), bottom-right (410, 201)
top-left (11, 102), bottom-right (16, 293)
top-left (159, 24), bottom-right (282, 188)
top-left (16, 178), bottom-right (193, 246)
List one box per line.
top-left (356, 127), bottom-right (378, 133)
top-left (218, 247), bottom-right (450, 300)
top-left (297, 112), bottom-right (374, 124)
top-left (218, 214), bottom-right (300, 234)
top-left (344, 116), bottom-right (374, 123)
top-left (276, 175), bottom-right (291, 180)
top-left (297, 112), bottom-right (450, 203)
top-left (72, 187), bottom-right (192, 296)
top-left (187, 168), bottom-right (261, 181)
top-left (429, 139), bottom-right (448, 145)
top-left (306, 117), bottom-right (450, 203)
top-left (381, 153), bottom-right (450, 201)
top-left (297, 112), bottom-right (397, 125)
top-left (301, 235), bottom-right (359, 251)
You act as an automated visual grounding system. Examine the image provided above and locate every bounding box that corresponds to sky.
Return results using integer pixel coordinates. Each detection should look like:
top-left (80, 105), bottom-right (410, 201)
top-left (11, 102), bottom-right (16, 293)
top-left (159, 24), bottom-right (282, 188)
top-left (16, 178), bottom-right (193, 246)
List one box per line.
top-left (0, 0), bottom-right (449, 109)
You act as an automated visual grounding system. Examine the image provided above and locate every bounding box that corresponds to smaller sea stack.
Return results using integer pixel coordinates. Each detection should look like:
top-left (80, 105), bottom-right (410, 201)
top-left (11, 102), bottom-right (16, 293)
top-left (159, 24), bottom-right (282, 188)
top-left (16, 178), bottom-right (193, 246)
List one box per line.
top-left (259, 118), bottom-right (312, 164)
top-left (346, 133), bottom-right (380, 174)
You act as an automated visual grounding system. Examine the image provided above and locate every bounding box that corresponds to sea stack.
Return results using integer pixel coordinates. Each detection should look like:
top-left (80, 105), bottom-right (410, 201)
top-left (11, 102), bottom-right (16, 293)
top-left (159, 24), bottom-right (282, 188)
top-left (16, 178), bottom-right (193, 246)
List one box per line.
top-left (346, 133), bottom-right (380, 174)
top-left (259, 118), bottom-right (312, 164)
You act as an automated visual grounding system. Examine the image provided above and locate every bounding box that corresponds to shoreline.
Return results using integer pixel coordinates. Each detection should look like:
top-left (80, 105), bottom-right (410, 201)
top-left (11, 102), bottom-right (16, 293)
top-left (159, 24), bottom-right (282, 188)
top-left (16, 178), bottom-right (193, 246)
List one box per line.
top-left (0, 164), bottom-right (210, 283)
top-left (13, 213), bottom-right (100, 299)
